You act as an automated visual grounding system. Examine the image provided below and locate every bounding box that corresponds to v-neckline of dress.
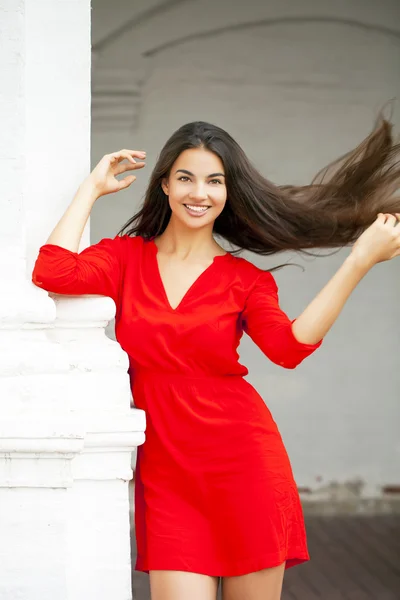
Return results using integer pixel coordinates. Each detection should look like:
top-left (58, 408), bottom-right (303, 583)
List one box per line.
top-left (148, 238), bottom-right (229, 313)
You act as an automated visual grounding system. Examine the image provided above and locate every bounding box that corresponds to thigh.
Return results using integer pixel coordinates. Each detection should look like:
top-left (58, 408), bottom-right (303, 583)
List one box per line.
top-left (221, 562), bottom-right (285, 600)
top-left (149, 570), bottom-right (220, 600)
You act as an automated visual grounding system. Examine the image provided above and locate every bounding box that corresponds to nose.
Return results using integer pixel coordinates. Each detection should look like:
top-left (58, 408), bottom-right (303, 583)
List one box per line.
top-left (189, 183), bottom-right (208, 201)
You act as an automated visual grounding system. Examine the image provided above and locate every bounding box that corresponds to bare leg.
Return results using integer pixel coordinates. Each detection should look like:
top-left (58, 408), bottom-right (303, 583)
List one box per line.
top-left (221, 562), bottom-right (285, 600)
top-left (149, 570), bottom-right (220, 600)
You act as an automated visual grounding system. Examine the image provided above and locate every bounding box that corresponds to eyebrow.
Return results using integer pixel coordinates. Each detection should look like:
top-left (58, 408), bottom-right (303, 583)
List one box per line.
top-left (175, 169), bottom-right (225, 178)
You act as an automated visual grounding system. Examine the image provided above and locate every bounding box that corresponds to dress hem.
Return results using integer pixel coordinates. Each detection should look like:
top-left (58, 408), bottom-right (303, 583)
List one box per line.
top-left (135, 547), bottom-right (310, 577)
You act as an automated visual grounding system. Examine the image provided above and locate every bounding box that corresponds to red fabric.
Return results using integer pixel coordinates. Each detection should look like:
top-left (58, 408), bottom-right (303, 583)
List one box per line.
top-left (32, 235), bottom-right (322, 576)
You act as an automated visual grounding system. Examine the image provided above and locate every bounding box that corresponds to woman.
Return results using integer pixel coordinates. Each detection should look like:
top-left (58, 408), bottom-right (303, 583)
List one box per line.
top-left (32, 119), bottom-right (400, 600)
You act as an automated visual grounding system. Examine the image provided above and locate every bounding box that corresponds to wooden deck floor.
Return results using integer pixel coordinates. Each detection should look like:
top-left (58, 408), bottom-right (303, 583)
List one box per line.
top-left (131, 515), bottom-right (400, 599)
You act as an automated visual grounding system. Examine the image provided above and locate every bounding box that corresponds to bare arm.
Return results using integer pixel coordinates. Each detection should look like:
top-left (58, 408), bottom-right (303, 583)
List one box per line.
top-left (46, 181), bottom-right (99, 252)
top-left (292, 213), bottom-right (400, 345)
top-left (44, 149), bottom-right (146, 252)
top-left (292, 254), bottom-right (369, 344)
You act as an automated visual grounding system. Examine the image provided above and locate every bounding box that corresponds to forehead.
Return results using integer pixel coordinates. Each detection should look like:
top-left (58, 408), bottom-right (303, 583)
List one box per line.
top-left (173, 148), bottom-right (225, 174)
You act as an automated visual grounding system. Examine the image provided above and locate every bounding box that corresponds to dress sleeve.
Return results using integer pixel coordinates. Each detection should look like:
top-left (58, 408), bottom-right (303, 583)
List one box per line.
top-left (241, 270), bottom-right (322, 369)
top-left (32, 235), bottom-right (125, 304)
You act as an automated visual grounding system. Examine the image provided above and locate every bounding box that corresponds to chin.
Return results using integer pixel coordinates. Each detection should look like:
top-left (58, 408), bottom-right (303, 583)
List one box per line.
top-left (180, 216), bottom-right (215, 229)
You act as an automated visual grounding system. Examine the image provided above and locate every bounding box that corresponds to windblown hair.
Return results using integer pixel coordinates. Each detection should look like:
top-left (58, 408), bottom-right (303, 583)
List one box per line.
top-left (118, 117), bottom-right (400, 257)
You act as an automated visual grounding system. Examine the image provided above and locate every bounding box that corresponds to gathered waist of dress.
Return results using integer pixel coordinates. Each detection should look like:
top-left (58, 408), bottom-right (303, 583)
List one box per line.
top-left (131, 367), bottom-right (247, 382)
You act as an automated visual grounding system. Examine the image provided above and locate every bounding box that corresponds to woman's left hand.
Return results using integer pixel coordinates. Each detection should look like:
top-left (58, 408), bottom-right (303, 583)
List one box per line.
top-left (351, 213), bottom-right (400, 268)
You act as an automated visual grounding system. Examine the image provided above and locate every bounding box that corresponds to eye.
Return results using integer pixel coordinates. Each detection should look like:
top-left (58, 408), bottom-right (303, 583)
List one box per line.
top-left (209, 179), bottom-right (223, 185)
top-left (178, 176), bottom-right (190, 182)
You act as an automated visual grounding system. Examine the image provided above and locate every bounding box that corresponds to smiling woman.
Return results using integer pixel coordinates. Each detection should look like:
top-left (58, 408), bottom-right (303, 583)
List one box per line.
top-left (33, 118), bottom-right (400, 600)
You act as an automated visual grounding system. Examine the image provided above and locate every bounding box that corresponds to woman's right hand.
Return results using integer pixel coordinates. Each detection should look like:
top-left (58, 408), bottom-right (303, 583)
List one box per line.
top-left (86, 149), bottom-right (146, 198)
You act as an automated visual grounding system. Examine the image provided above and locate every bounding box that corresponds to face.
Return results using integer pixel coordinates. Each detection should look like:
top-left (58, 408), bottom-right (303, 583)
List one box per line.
top-left (161, 148), bottom-right (227, 230)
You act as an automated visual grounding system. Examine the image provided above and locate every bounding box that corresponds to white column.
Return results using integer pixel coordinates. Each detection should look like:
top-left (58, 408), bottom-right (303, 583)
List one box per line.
top-left (53, 297), bottom-right (145, 600)
top-left (0, 2), bottom-right (145, 599)
top-left (0, 418), bottom-right (85, 600)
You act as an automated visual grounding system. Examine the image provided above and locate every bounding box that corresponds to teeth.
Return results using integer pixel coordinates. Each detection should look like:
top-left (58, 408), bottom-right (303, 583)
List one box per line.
top-left (185, 205), bottom-right (209, 212)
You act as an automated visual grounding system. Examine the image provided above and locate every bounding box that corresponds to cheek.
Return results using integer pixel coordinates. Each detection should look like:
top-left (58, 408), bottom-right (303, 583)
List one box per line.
top-left (214, 189), bottom-right (227, 211)
top-left (167, 183), bottom-right (185, 203)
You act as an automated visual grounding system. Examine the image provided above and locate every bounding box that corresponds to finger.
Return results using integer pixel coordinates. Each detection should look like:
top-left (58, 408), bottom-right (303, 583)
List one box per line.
top-left (114, 161), bottom-right (146, 176)
top-left (110, 149), bottom-right (146, 157)
top-left (110, 150), bottom-right (146, 163)
top-left (121, 149), bottom-right (146, 159)
top-left (109, 152), bottom-right (136, 165)
top-left (384, 214), bottom-right (397, 227)
top-left (117, 175), bottom-right (136, 189)
top-left (376, 213), bottom-right (386, 224)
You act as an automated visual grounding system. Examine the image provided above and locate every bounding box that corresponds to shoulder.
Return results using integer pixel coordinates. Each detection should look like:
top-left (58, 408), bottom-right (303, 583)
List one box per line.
top-left (113, 234), bottom-right (144, 246)
top-left (228, 254), bottom-right (278, 294)
top-left (109, 233), bottom-right (146, 256)
top-left (85, 234), bottom-right (146, 266)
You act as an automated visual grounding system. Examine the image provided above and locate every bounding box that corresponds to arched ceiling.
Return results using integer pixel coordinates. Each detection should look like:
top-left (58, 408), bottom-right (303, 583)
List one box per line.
top-left (91, 0), bottom-right (400, 129)
top-left (92, 0), bottom-right (400, 57)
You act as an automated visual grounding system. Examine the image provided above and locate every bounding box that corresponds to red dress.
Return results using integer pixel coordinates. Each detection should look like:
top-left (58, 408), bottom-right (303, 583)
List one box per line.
top-left (32, 234), bottom-right (322, 577)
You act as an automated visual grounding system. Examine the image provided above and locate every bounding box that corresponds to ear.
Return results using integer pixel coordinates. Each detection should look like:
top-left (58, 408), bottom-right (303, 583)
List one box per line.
top-left (161, 178), bottom-right (169, 196)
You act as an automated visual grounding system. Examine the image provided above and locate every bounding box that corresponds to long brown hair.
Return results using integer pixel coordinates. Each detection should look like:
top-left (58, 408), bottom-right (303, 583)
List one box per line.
top-left (118, 116), bottom-right (400, 258)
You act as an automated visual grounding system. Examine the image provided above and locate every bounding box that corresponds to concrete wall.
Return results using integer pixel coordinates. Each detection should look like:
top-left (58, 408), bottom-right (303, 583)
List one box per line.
top-left (90, 0), bottom-right (400, 500)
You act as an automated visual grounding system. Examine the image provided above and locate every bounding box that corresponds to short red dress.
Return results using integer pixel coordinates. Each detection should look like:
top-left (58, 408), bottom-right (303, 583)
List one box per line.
top-left (32, 234), bottom-right (322, 577)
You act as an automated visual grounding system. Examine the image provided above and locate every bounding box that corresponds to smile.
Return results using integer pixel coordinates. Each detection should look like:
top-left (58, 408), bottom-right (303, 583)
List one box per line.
top-left (183, 204), bottom-right (211, 217)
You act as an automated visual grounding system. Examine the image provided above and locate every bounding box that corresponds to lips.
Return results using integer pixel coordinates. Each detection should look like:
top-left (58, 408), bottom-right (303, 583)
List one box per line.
top-left (183, 204), bottom-right (211, 217)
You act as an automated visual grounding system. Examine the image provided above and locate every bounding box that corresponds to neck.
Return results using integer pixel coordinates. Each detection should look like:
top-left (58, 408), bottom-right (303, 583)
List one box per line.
top-left (155, 217), bottom-right (222, 260)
